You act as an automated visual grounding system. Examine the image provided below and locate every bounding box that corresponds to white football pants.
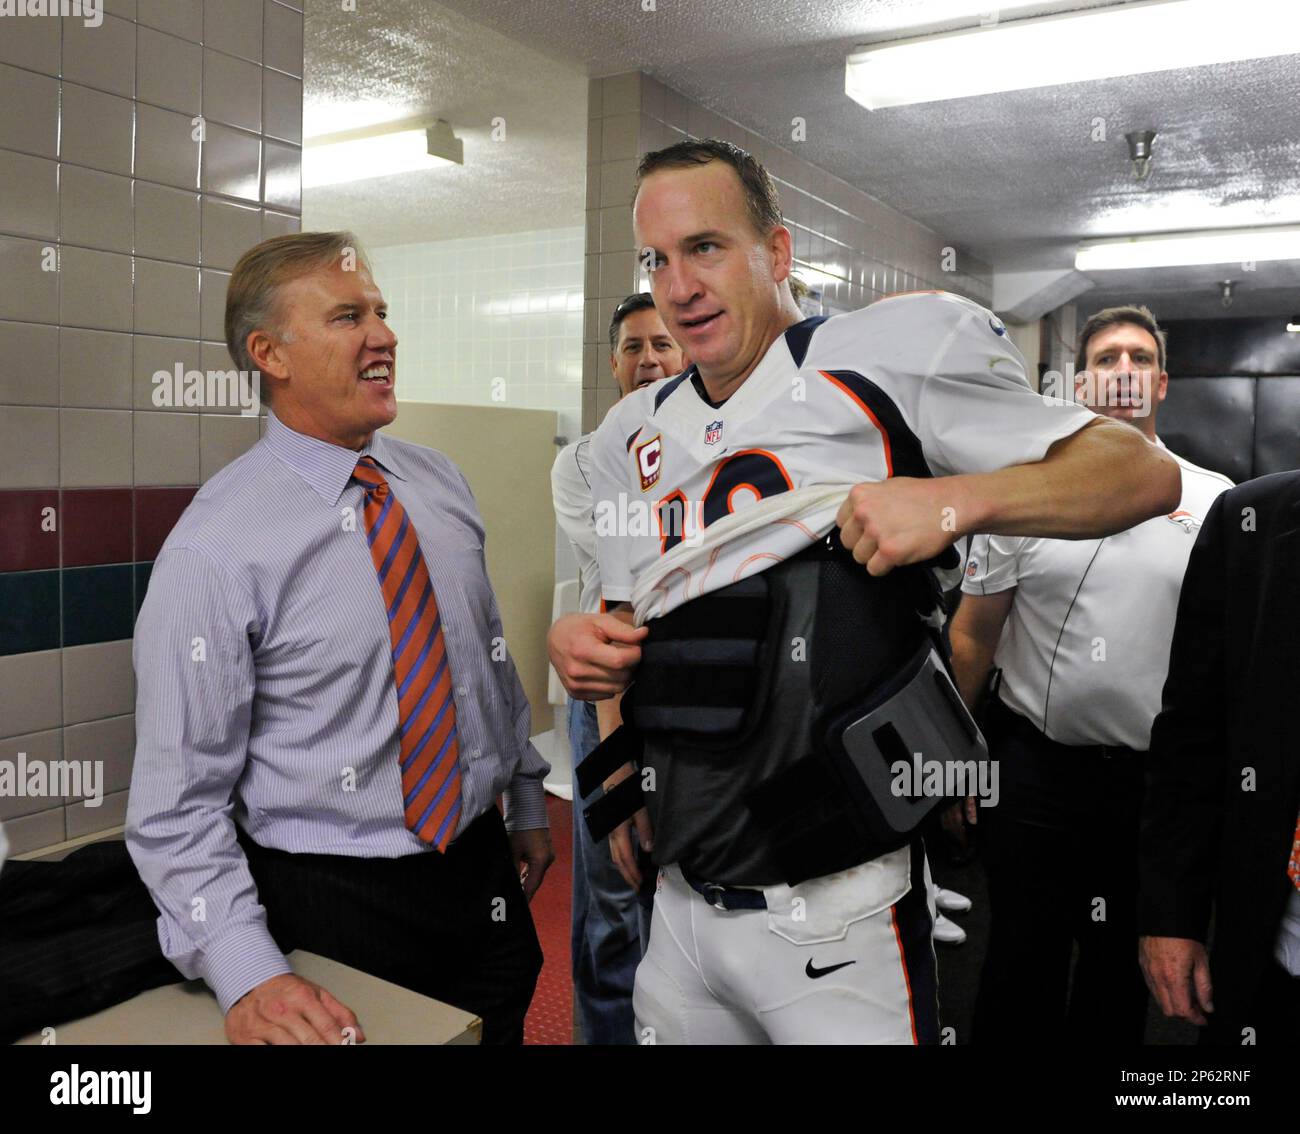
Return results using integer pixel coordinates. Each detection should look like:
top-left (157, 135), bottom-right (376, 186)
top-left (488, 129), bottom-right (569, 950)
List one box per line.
top-left (633, 842), bottom-right (940, 1044)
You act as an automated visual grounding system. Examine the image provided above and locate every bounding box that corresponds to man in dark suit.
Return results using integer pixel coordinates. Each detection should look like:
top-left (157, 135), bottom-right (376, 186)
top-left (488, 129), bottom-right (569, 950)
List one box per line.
top-left (1139, 470), bottom-right (1300, 1046)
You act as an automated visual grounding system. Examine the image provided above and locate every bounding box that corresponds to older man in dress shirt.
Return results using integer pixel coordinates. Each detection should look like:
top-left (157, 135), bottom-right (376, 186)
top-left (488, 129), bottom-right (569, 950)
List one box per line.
top-left (126, 231), bottom-right (552, 1045)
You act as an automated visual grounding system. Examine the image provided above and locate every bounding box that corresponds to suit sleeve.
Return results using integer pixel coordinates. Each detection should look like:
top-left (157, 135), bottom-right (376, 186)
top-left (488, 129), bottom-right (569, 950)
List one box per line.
top-left (1137, 490), bottom-right (1230, 941)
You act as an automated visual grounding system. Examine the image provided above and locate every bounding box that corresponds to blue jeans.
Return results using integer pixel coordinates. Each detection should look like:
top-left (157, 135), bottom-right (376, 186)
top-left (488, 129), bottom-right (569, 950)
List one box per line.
top-left (569, 699), bottom-right (651, 1044)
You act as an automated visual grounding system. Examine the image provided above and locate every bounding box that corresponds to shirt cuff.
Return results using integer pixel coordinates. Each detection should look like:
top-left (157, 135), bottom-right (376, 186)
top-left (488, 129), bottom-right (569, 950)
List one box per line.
top-left (199, 921), bottom-right (295, 1016)
top-left (502, 775), bottom-right (549, 832)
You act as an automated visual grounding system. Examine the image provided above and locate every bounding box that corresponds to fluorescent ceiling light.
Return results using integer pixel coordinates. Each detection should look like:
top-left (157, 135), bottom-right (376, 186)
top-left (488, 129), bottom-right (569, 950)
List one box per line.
top-left (846, 0), bottom-right (1300, 109)
top-left (303, 116), bottom-right (462, 189)
top-left (1075, 226), bottom-right (1300, 271)
top-left (1288, 322), bottom-right (1300, 333)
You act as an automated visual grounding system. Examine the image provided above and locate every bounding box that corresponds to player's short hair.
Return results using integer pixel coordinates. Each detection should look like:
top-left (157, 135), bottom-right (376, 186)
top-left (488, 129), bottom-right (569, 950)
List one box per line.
top-left (1075, 304), bottom-right (1167, 376)
top-left (225, 231), bottom-right (370, 387)
top-left (608, 292), bottom-right (659, 350)
top-left (635, 138), bottom-right (783, 238)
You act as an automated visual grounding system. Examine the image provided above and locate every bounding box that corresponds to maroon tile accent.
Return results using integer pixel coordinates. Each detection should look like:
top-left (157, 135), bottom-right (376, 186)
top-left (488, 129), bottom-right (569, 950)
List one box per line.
top-left (62, 488), bottom-right (134, 567)
top-left (0, 490), bottom-right (60, 572)
top-left (135, 486), bottom-right (198, 560)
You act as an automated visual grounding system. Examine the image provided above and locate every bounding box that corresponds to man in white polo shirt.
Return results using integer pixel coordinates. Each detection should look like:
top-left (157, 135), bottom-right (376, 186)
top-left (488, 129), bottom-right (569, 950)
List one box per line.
top-left (552, 293), bottom-right (684, 1044)
top-left (950, 304), bottom-right (1231, 1043)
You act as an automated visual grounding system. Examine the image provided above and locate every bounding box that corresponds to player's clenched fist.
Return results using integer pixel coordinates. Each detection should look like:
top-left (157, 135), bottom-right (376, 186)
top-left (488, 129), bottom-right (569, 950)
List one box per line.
top-left (836, 477), bottom-right (966, 575)
top-left (548, 611), bottom-right (648, 700)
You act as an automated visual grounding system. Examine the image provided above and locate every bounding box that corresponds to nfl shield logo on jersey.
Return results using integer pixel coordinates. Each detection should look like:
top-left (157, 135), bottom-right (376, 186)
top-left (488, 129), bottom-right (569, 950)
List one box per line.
top-left (704, 419), bottom-right (724, 446)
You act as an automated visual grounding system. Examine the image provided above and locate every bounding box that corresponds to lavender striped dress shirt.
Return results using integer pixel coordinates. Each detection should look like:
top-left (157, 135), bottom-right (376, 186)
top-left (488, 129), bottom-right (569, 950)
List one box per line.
top-left (125, 409), bottom-right (550, 1014)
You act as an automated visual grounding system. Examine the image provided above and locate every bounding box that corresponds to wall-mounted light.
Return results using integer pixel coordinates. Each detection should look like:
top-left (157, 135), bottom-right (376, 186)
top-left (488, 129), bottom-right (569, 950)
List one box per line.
top-left (845, 0), bottom-right (1300, 110)
top-left (1286, 318), bottom-right (1300, 333)
top-left (1219, 280), bottom-right (1236, 309)
top-left (1076, 226), bottom-right (1300, 271)
top-left (303, 116), bottom-right (463, 189)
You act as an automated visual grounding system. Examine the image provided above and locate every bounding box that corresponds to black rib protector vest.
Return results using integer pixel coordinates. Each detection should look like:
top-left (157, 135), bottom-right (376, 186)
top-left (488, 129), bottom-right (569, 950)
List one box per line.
top-left (623, 537), bottom-right (940, 886)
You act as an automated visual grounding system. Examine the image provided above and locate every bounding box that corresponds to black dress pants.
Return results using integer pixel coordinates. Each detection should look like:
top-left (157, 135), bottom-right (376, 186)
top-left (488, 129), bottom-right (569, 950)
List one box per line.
top-left (236, 806), bottom-right (542, 1045)
top-left (973, 698), bottom-right (1149, 1044)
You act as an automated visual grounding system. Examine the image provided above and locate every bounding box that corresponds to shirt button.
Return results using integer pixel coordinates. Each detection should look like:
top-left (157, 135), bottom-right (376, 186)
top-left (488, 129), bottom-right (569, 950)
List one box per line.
top-left (466, 748), bottom-right (481, 760)
top-left (456, 684), bottom-right (468, 698)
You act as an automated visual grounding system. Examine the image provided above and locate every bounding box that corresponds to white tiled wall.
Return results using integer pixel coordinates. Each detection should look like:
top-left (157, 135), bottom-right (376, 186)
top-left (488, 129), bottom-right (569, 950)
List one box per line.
top-left (370, 227), bottom-right (585, 443)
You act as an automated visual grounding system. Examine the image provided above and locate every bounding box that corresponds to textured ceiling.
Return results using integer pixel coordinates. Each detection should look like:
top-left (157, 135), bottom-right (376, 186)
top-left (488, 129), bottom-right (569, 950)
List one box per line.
top-left (301, 0), bottom-right (587, 247)
top-left (304, 0), bottom-right (1300, 320)
top-left (1078, 259), bottom-right (1300, 323)
top-left (427, 0), bottom-right (1300, 320)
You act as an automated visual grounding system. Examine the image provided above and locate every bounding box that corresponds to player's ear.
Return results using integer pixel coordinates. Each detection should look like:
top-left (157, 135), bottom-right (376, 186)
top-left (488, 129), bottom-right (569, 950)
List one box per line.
top-left (769, 224), bottom-right (794, 285)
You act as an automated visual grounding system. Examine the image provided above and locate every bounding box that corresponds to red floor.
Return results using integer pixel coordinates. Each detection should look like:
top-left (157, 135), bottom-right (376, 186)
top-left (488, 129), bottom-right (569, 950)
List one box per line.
top-left (523, 792), bottom-right (574, 1045)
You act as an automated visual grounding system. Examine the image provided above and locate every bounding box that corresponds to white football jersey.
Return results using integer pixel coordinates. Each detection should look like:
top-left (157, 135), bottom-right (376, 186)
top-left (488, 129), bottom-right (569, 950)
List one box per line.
top-left (551, 434), bottom-right (601, 614)
top-left (589, 291), bottom-right (1097, 615)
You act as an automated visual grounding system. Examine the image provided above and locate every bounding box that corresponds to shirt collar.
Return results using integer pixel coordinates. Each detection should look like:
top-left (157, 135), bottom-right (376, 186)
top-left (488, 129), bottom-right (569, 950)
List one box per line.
top-left (263, 408), bottom-right (406, 506)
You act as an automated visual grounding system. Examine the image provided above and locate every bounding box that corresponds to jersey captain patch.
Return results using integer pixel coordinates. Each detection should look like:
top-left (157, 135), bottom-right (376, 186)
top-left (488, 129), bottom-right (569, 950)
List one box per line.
top-left (636, 434), bottom-right (663, 492)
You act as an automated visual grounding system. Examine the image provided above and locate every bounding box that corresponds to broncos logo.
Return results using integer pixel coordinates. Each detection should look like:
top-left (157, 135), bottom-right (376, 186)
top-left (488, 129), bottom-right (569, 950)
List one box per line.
top-left (1165, 509), bottom-right (1201, 533)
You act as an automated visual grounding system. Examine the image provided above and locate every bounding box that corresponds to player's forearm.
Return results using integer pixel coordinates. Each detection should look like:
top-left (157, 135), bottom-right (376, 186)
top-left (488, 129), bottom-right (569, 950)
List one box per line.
top-left (596, 691), bottom-right (624, 740)
top-left (948, 627), bottom-right (997, 709)
top-left (953, 418), bottom-right (1181, 540)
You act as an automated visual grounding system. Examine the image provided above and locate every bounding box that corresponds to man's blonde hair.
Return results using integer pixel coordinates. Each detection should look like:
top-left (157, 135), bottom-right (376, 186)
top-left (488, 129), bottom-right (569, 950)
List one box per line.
top-left (225, 231), bottom-right (370, 380)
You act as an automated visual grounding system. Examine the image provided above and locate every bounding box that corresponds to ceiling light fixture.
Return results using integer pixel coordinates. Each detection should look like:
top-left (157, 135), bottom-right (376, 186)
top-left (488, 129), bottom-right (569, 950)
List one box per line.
top-left (845, 0), bottom-right (1300, 110)
top-left (1126, 130), bottom-right (1157, 182)
top-left (1075, 226), bottom-right (1300, 271)
top-left (303, 116), bottom-right (464, 189)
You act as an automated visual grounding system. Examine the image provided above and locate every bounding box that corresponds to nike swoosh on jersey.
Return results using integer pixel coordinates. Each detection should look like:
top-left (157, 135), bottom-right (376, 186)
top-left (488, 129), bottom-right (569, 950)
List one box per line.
top-left (805, 958), bottom-right (857, 979)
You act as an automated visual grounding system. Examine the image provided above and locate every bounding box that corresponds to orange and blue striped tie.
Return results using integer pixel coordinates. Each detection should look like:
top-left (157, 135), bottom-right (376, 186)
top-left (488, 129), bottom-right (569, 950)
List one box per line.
top-left (353, 456), bottom-right (462, 851)
top-left (1289, 813), bottom-right (1300, 892)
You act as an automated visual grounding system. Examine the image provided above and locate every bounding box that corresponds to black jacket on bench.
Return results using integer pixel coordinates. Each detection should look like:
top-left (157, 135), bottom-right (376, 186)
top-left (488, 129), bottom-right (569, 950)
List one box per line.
top-left (0, 838), bottom-right (182, 1044)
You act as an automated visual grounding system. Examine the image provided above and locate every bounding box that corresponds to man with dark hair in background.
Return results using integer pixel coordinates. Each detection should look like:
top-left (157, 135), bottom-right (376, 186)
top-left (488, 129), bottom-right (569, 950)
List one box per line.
top-left (552, 293), bottom-right (683, 1043)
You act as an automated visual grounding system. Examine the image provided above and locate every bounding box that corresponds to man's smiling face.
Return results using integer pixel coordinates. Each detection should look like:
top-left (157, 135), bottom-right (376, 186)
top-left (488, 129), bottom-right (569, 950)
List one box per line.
top-left (610, 305), bottom-right (684, 396)
top-left (255, 259), bottom-right (399, 449)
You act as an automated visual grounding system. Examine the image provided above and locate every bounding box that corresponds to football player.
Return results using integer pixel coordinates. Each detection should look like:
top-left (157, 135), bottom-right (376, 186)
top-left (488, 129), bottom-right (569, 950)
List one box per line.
top-left (549, 139), bottom-right (1180, 1044)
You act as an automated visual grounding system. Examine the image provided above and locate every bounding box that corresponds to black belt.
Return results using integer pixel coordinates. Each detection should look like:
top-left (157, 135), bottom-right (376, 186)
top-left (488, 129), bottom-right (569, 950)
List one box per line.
top-left (679, 867), bottom-right (768, 911)
top-left (987, 696), bottom-right (1141, 760)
